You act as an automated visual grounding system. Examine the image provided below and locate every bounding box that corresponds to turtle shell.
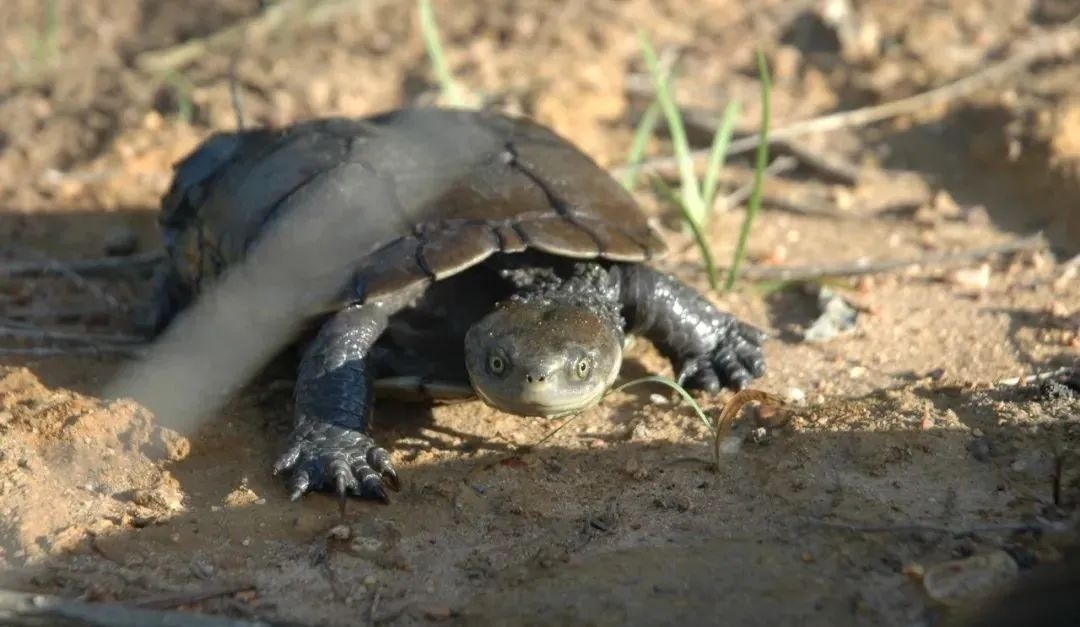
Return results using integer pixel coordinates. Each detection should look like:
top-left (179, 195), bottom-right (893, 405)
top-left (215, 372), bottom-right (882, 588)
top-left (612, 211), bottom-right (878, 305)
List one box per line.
top-left (159, 107), bottom-right (668, 309)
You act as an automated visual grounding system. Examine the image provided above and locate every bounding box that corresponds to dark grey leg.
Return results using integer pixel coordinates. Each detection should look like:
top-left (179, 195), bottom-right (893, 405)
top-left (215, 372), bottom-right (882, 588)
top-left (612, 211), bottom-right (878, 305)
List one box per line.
top-left (273, 299), bottom-right (405, 509)
top-left (614, 264), bottom-right (767, 392)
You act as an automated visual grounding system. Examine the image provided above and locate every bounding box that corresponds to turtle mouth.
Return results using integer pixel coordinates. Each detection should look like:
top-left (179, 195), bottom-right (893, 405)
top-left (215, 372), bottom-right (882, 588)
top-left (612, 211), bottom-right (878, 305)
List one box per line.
top-left (471, 382), bottom-right (606, 418)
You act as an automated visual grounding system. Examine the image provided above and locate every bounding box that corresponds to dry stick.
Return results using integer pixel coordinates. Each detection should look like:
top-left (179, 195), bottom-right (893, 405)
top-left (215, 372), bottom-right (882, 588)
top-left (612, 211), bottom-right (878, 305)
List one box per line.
top-left (771, 138), bottom-right (862, 185)
top-left (2, 304), bottom-right (121, 321)
top-left (0, 251), bottom-right (162, 279)
top-left (995, 367), bottom-right (1076, 387)
top-left (0, 588), bottom-right (283, 627)
top-left (367, 588), bottom-right (381, 627)
top-left (716, 155), bottom-right (798, 211)
top-left (135, 0), bottom-right (384, 72)
top-left (0, 345), bottom-right (145, 357)
top-left (7, 247), bottom-right (127, 310)
top-left (727, 231), bottom-right (1046, 282)
top-left (0, 324), bottom-right (145, 346)
top-left (129, 583), bottom-right (256, 610)
top-left (679, 107), bottom-right (862, 185)
top-left (804, 519), bottom-right (1050, 537)
top-left (615, 18), bottom-right (1080, 181)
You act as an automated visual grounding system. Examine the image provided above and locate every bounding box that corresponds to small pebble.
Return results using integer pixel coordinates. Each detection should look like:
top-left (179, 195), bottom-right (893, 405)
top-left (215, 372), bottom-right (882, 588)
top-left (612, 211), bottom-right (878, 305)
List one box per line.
top-left (784, 387), bottom-right (806, 404)
top-left (103, 226), bottom-right (139, 257)
top-left (717, 435), bottom-right (742, 455)
top-left (363, 574), bottom-right (377, 586)
top-left (629, 422), bottom-right (651, 441)
top-left (328, 524), bottom-right (351, 540)
top-left (421, 605), bottom-right (455, 621)
top-left (191, 559), bottom-right (216, 579)
top-left (922, 550), bottom-right (1018, 606)
top-left (967, 436), bottom-right (992, 462)
top-left (947, 263), bottom-right (991, 291)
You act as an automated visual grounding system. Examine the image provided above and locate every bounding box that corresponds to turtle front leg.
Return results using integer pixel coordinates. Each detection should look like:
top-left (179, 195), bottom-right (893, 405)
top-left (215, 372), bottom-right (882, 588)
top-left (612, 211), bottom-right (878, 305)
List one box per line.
top-left (614, 264), bottom-right (768, 392)
top-left (273, 301), bottom-right (401, 509)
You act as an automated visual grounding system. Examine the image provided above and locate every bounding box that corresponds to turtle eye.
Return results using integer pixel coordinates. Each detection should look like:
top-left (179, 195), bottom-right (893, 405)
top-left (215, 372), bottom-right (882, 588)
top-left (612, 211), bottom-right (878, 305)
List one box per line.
top-left (574, 357), bottom-right (592, 380)
top-left (487, 353), bottom-right (506, 376)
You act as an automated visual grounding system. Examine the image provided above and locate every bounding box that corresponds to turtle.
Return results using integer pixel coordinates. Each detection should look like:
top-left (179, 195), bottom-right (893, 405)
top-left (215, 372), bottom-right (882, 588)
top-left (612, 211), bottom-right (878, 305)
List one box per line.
top-left (147, 107), bottom-right (768, 507)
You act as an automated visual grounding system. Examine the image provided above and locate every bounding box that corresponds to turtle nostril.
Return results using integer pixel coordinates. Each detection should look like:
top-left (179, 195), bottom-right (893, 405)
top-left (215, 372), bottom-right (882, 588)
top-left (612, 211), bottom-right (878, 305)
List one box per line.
top-left (525, 373), bottom-right (546, 384)
top-left (526, 374), bottom-right (533, 383)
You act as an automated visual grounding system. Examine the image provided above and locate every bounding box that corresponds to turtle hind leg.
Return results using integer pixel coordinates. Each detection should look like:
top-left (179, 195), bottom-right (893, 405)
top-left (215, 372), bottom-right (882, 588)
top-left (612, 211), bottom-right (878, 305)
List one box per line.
top-left (135, 261), bottom-right (194, 338)
top-left (613, 263), bottom-right (768, 393)
top-left (274, 295), bottom-right (415, 510)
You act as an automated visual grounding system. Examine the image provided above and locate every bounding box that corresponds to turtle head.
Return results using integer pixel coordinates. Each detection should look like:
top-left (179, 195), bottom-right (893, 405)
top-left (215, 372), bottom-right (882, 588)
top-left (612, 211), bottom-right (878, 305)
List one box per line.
top-left (464, 299), bottom-right (623, 417)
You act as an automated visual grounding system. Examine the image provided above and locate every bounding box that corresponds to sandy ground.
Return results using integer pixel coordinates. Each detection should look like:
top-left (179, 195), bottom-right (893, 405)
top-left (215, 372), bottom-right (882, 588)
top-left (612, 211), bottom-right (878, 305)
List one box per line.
top-left (1, 1), bottom-right (1078, 625)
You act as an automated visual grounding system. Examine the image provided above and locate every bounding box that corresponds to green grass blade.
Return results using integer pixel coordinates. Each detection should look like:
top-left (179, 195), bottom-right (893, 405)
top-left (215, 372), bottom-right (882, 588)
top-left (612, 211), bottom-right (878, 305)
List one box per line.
top-left (724, 48), bottom-right (772, 292)
top-left (163, 71), bottom-right (194, 124)
top-left (418, 0), bottom-right (465, 107)
top-left (638, 32), bottom-right (704, 223)
top-left (532, 373), bottom-right (714, 449)
top-left (33, 0), bottom-right (61, 69)
top-left (609, 375), bottom-right (715, 432)
top-left (621, 100), bottom-right (662, 190)
top-left (649, 176), bottom-right (719, 291)
top-left (701, 99), bottom-right (741, 210)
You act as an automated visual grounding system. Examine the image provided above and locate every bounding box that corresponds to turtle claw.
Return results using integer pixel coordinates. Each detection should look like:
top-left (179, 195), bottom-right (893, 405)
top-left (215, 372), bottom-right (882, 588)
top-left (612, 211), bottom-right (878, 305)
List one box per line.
top-left (288, 470), bottom-right (310, 502)
top-left (273, 422), bottom-right (396, 507)
top-left (367, 447), bottom-right (401, 492)
top-left (677, 321), bottom-right (767, 394)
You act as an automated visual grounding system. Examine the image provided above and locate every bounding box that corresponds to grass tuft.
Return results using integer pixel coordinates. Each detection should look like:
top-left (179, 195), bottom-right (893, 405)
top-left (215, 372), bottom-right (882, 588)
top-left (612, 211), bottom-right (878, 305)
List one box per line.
top-left (632, 32), bottom-right (770, 293)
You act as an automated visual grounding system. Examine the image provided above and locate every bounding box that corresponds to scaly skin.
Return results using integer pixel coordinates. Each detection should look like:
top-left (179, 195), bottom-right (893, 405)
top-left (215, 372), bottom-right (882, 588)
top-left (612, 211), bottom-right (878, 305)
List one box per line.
top-left (275, 257), bottom-right (767, 507)
top-left (612, 263), bottom-right (768, 391)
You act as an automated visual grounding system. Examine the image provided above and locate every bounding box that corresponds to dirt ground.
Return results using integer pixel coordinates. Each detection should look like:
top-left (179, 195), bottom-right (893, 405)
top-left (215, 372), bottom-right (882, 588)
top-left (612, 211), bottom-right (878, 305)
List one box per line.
top-left (1, 0), bottom-right (1079, 625)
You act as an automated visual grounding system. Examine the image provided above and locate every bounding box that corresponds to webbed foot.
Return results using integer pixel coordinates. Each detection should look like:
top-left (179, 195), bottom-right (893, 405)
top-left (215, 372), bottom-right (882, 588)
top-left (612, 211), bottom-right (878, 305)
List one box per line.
top-left (676, 320), bottom-right (768, 393)
top-left (273, 422), bottom-right (400, 512)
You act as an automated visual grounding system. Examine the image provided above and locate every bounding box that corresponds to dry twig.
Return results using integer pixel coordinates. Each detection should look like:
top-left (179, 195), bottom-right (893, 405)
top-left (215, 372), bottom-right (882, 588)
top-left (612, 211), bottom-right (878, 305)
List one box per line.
top-left (716, 156), bottom-right (798, 211)
top-left (618, 18), bottom-right (1080, 181)
top-left (678, 107), bottom-right (863, 185)
top-left (135, 0), bottom-right (388, 72)
top-left (0, 324), bottom-right (145, 346)
top-left (995, 367), bottom-right (1076, 387)
top-left (0, 588), bottom-right (282, 627)
top-left (130, 583), bottom-right (256, 610)
top-left (0, 345), bottom-right (145, 358)
top-left (5, 247), bottom-right (128, 310)
top-left (0, 251), bottom-right (162, 279)
top-left (804, 519), bottom-right (1052, 537)
top-left (724, 232), bottom-right (1046, 282)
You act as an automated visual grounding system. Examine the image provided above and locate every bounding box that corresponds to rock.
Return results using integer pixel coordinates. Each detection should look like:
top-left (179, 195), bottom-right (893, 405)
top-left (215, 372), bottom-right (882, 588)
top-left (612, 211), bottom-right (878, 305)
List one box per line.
top-left (103, 226), bottom-right (139, 257)
top-left (922, 550), bottom-right (1019, 606)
